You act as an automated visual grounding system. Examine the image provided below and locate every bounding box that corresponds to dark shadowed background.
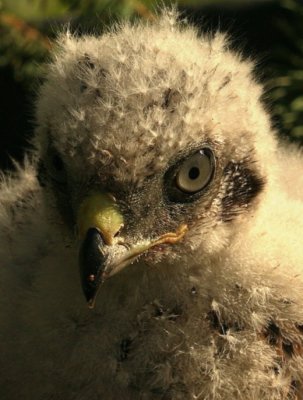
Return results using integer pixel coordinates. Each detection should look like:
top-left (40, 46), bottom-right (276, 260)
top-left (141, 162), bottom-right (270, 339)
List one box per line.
top-left (0, 0), bottom-right (302, 170)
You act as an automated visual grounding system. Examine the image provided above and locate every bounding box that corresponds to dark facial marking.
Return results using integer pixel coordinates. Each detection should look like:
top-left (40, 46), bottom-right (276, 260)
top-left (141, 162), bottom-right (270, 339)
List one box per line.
top-left (163, 88), bottom-right (172, 108)
top-left (207, 310), bottom-right (228, 335)
top-left (162, 88), bottom-right (181, 111)
top-left (221, 160), bottom-right (265, 222)
top-left (78, 55), bottom-right (107, 96)
top-left (263, 320), bottom-right (303, 398)
top-left (264, 320), bottom-right (303, 359)
top-left (288, 381), bottom-right (301, 400)
top-left (82, 53), bottom-right (95, 70)
top-left (80, 82), bottom-right (87, 93)
top-left (218, 73), bottom-right (232, 91)
top-left (37, 148), bottom-right (66, 188)
top-left (282, 340), bottom-right (294, 357)
top-left (265, 321), bottom-right (280, 346)
top-left (119, 337), bottom-right (133, 361)
top-left (78, 55), bottom-right (94, 93)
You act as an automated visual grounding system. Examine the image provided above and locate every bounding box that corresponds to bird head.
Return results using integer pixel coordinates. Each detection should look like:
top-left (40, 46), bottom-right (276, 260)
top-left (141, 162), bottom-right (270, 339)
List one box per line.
top-left (34, 11), bottom-right (274, 307)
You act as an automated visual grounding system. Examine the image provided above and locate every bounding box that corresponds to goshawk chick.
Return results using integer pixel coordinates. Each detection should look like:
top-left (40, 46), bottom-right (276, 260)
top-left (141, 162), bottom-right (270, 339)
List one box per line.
top-left (1, 10), bottom-right (303, 400)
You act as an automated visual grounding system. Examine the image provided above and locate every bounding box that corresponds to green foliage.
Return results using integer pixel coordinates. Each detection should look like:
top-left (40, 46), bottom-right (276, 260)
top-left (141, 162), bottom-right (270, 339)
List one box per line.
top-left (0, 13), bottom-right (49, 88)
top-left (2, 0), bottom-right (68, 21)
top-left (268, 0), bottom-right (303, 140)
top-left (0, 0), bottom-right (216, 88)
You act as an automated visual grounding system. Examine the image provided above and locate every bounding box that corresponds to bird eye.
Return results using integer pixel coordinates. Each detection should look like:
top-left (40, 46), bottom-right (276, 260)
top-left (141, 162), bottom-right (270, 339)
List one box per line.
top-left (52, 154), bottom-right (64, 172)
top-left (176, 149), bottom-right (214, 193)
top-left (164, 147), bottom-right (215, 203)
top-left (47, 149), bottom-right (67, 184)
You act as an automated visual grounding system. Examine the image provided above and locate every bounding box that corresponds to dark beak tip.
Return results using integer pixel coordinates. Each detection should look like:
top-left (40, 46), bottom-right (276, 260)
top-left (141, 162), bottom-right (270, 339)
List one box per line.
top-left (83, 284), bottom-right (96, 303)
top-left (79, 228), bottom-right (108, 306)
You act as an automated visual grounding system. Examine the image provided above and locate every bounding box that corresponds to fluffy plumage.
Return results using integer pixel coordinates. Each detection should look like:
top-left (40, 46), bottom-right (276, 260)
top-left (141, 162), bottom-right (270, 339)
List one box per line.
top-left (1, 10), bottom-right (303, 400)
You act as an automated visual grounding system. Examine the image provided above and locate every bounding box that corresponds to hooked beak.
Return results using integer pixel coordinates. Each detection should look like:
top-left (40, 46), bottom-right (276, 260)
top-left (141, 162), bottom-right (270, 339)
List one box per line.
top-left (77, 192), bottom-right (188, 308)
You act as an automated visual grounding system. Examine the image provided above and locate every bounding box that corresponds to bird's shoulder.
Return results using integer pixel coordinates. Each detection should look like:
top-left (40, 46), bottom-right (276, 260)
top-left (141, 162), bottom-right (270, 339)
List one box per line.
top-left (0, 160), bottom-right (51, 261)
top-left (0, 160), bottom-right (43, 229)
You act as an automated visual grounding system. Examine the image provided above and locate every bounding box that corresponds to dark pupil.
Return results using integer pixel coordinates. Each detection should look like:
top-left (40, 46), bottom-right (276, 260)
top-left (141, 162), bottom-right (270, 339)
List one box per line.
top-left (53, 154), bottom-right (64, 171)
top-left (188, 167), bottom-right (200, 180)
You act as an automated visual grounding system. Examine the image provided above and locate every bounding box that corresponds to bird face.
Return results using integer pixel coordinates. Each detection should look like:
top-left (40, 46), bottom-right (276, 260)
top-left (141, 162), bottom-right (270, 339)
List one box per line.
top-left (35, 22), bottom-right (268, 307)
top-left (38, 138), bottom-right (222, 307)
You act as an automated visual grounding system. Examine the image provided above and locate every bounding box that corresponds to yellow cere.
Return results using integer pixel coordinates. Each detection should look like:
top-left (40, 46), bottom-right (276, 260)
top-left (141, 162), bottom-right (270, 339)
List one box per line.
top-left (77, 192), bottom-right (124, 245)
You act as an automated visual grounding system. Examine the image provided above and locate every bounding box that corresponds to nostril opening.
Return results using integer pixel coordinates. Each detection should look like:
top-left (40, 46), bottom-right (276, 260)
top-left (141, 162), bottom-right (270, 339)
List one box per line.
top-left (114, 224), bottom-right (124, 238)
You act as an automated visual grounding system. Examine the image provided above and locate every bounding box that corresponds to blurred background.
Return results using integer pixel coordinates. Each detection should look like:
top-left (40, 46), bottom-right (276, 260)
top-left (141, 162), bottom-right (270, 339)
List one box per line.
top-left (0, 0), bottom-right (303, 170)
